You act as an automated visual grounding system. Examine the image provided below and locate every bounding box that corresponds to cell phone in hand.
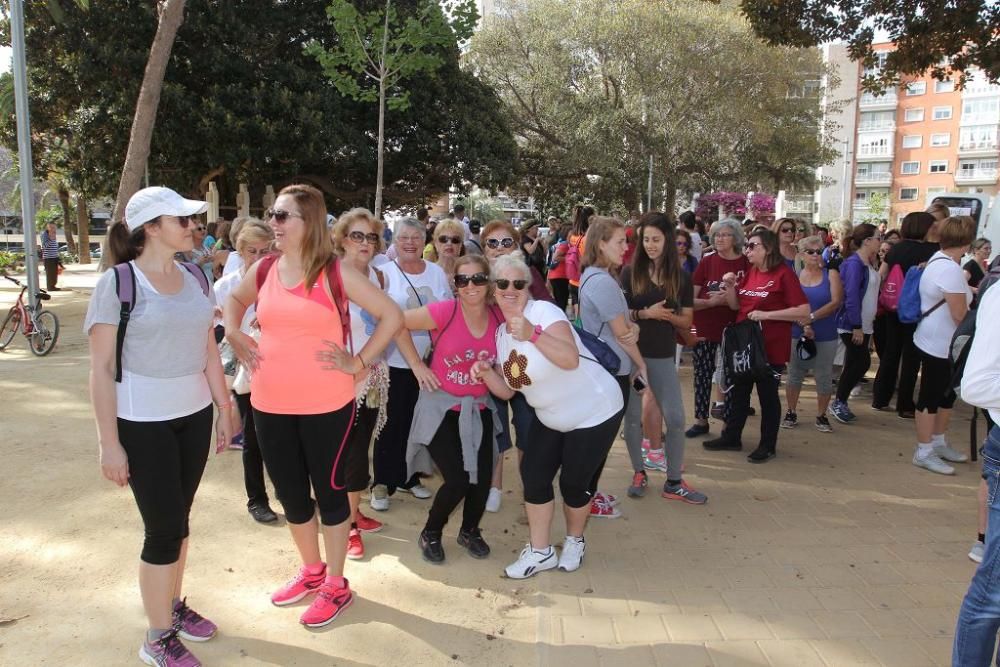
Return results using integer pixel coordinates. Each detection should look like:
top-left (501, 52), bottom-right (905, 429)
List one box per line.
top-left (632, 375), bottom-right (647, 392)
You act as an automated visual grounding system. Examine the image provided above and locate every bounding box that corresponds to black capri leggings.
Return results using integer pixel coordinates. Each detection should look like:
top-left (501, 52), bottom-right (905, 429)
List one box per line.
top-left (372, 367), bottom-right (421, 493)
top-left (117, 405), bottom-right (213, 565)
top-left (550, 278), bottom-right (570, 312)
top-left (424, 410), bottom-right (494, 534)
top-left (521, 410), bottom-right (622, 508)
top-left (915, 348), bottom-right (957, 414)
top-left (836, 333), bottom-right (872, 403)
top-left (253, 402), bottom-right (354, 526)
top-left (344, 403), bottom-right (378, 493)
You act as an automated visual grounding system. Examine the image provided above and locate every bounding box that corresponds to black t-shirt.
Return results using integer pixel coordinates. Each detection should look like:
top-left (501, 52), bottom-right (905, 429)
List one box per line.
top-left (884, 239), bottom-right (939, 274)
top-left (965, 259), bottom-right (986, 288)
top-left (620, 266), bottom-right (694, 358)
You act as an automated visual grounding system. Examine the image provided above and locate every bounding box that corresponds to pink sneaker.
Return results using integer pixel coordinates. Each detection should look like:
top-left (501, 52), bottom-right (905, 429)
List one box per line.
top-left (172, 598), bottom-right (217, 642)
top-left (300, 578), bottom-right (354, 628)
top-left (641, 438), bottom-right (651, 455)
top-left (355, 511), bottom-right (383, 533)
top-left (271, 564), bottom-right (326, 606)
top-left (347, 529), bottom-right (364, 560)
top-left (139, 629), bottom-right (201, 667)
top-left (589, 497), bottom-right (621, 519)
top-left (643, 448), bottom-right (667, 472)
top-left (593, 491), bottom-right (619, 507)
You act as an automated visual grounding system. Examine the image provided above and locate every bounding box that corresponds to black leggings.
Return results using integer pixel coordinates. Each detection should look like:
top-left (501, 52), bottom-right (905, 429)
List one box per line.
top-left (424, 410), bottom-right (494, 533)
top-left (872, 313), bottom-right (920, 414)
top-left (253, 403), bottom-right (353, 526)
top-left (118, 405), bottom-right (213, 565)
top-left (587, 375), bottom-right (629, 495)
top-left (372, 367), bottom-right (422, 493)
top-left (836, 333), bottom-right (872, 402)
top-left (550, 278), bottom-right (570, 311)
top-left (722, 366), bottom-right (782, 451)
top-left (234, 393), bottom-right (269, 507)
top-left (344, 403), bottom-right (378, 493)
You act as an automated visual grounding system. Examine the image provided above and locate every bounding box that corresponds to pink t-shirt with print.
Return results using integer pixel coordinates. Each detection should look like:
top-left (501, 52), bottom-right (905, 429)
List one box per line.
top-left (427, 299), bottom-right (503, 399)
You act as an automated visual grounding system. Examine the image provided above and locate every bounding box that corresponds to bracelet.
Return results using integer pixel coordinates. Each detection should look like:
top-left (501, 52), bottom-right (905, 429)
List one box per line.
top-left (357, 352), bottom-right (368, 370)
top-left (215, 401), bottom-right (233, 410)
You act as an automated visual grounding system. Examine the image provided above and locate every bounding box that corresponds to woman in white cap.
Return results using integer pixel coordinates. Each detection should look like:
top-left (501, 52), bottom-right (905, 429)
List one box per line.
top-left (85, 186), bottom-right (233, 666)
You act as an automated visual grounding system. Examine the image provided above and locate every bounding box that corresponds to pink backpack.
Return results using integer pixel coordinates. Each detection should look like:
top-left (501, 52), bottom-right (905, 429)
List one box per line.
top-left (878, 263), bottom-right (905, 312)
top-left (565, 237), bottom-right (583, 282)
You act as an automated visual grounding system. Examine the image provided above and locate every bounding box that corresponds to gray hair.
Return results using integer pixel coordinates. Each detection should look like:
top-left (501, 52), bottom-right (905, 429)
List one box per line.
top-left (394, 216), bottom-right (424, 238)
top-left (491, 252), bottom-right (532, 285)
top-left (830, 219), bottom-right (853, 240)
top-left (796, 234), bottom-right (823, 252)
top-left (709, 217), bottom-right (746, 251)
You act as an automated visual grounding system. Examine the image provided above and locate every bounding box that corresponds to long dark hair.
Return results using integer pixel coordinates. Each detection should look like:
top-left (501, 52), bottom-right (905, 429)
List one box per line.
top-left (107, 221), bottom-right (150, 265)
top-left (572, 205), bottom-right (595, 237)
top-left (844, 223), bottom-right (877, 259)
top-left (749, 229), bottom-right (785, 270)
top-left (631, 212), bottom-right (682, 305)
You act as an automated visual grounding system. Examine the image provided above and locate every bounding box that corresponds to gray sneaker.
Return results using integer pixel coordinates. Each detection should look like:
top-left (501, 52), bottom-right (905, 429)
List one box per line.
top-left (969, 540), bottom-right (985, 564)
top-left (933, 442), bottom-right (969, 463)
top-left (369, 484), bottom-right (389, 511)
top-left (912, 449), bottom-right (955, 475)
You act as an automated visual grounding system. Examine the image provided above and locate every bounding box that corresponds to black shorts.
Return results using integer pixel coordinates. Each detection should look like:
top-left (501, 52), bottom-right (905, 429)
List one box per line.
top-left (915, 348), bottom-right (957, 414)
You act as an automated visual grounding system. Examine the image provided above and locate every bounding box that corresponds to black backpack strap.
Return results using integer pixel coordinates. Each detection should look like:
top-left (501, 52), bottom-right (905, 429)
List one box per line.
top-left (113, 263), bottom-right (137, 383)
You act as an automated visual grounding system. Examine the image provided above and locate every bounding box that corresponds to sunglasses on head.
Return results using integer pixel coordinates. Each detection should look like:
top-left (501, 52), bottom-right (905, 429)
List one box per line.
top-left (485, 237), bottom-right (515, 249)
top-left (438, 235), bottom-right (462, 245)
top-left (348, 231), bottom-right (380, 245)
top-left (265, 208), bottom-right (301, 223)
top-left (802, 248), bottom-right (822, 255)
top-left (454, 272), bottom-right (490, 287)
top-left (493, 278), bottom-right (527, 290)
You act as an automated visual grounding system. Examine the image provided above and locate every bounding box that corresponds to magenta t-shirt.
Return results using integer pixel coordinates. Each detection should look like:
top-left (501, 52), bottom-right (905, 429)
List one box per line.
top-left (427, 299), bottom-right (503, 398)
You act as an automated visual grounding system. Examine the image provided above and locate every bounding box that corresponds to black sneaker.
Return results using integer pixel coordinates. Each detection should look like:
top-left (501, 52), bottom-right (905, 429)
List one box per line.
top-left (419, 530), bottom-right (445, 564)
top-left (703, 437), bottom-right (742, 451)
top-left (747, 446), bottom-right (776, 464)
top-left (815, 415), bottom-right (833, 433)
top-left (685, 423), bottom-right (710, 438)
top-left (457, 528), bottom-right (491, 559)
top-left (248, 502), bottom-right (279, 524)
top-left (747, 406), bottom-right (757, 417)
top-left (780, 410), bottom-right (798, 429)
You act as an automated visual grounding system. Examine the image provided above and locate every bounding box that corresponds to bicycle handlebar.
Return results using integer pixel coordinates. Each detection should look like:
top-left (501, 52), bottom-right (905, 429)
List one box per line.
top-left (2, 273), bottom-right (49, 300)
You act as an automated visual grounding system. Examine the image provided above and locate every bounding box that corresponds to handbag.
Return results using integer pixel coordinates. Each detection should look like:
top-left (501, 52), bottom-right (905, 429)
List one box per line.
top-left (721, 320), bottom-right (773, 386)
top-left (575, 322), bottom-right (621, 375)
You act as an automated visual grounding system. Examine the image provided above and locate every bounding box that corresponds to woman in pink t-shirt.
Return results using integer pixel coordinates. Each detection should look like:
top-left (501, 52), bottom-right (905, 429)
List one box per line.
top-left (398, 254), bottom-right (504, 564)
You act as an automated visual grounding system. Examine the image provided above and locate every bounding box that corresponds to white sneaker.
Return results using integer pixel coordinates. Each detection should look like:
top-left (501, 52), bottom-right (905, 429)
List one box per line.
top-left (399, 483), bottom-right (433, 499)
top-left (933, 442), bottom-right (969, 463)
top-left (505, 544), bottom-right (558, 579)
top-left (969, 540), bottom-right (985, 564)
top-left (370, 484), bottom-right (389, 511)
top-left (912, 450), bottom-right (955, 475)
top-left (485, 487), bottom-right (502, 513)
top-left (558, 536), bottom-right (586, 572)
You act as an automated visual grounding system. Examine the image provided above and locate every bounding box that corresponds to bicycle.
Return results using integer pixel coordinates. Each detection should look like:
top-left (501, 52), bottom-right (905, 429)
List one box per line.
top-left (0, 274), bottom-right (60, 356)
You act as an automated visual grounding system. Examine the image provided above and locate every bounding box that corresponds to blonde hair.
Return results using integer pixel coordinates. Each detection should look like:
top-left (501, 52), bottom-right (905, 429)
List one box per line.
top-left (937, 215), bottom-right (977, 250)
top-left (582, 216), bottom-right (624, 269)
top-left (236, 221), bottom-right (274, 252)
top-left (332, 207), bottom-right (385, 255)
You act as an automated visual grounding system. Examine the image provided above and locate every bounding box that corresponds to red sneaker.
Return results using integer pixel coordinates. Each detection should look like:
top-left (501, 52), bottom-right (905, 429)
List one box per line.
top-left (355, 511), bottom-right (383, 533)
top-left (347, 529), bottom-right (364, 560)
top-left (589, 497), bottom-right (621, 519)
top-left (270, 564), bottom-right (326, 607)
top-left (300, 579), bottom-right (354, 628)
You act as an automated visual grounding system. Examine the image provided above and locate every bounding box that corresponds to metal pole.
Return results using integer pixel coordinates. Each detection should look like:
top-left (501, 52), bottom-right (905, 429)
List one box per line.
top-left (11, 0), bottom-right (39, 307)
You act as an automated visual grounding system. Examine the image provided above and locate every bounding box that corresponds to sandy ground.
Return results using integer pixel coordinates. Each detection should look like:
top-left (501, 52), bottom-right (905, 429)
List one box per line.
top-left (0, 264), bottom-right (980, 666)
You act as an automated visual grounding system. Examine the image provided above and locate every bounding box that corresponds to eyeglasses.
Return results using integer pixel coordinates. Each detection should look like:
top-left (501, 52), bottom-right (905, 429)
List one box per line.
top-left (454, 272), bottom-right (490, 287)
top-left (676, 241), bottom-right (689, 247)
top-left (438, 235), bottom-right (462, 245)
top-left (745, 242), bottom-right (762, 251)
top-left (715, 232), bottom-right (734, 239)
top-left (485, 237), bottom-right (516, 249)
top-left (396, 235), bottom-right (423, 244)
top-left (802, 248), bottom-right (822, 255)
top-left (265, 208), bottom-right (302, 223)
top-left (780, 227), bottom-right (794, 234)
top-left (348, 231), bottom-right (380, 245)
top-left (493, 278), bottom-right (527, 290)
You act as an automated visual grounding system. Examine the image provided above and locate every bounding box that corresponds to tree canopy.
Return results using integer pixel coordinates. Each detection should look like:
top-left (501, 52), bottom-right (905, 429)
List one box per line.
top-left (740, 0), bottom-right (1000, 90)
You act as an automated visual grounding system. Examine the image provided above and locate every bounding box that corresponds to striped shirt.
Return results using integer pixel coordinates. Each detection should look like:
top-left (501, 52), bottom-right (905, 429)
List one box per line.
top-left (40, 230), bottom-right (60, 259)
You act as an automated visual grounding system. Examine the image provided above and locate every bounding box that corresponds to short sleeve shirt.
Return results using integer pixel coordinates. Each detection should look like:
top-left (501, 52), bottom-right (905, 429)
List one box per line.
top-left (692, 253), bottom-right (749, 342)
top-left (914, 252), bottom-right (972, 358)
top-left (579, 267), bottom-right (631, 375)
top-left (736, 263), bottom-right (808, 365)
top-left (620, 266), bottom-right (694, 358)
top-left (426, 299), bottom-right (502, 398)
top-left (381, 260), bottom-right (453, 368)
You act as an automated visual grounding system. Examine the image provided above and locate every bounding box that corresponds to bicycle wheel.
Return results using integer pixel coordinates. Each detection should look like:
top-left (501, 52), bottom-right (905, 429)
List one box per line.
top-left (28, 309), bottom-right (59, 356)
top-left (0, 308), bottom-right (21, 350)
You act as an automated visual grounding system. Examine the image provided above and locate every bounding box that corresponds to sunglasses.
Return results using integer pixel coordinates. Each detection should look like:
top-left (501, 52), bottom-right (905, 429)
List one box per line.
top-left (494, 278), bottom-right (528, 290)
top-left (438, 235), bottom-right (462, 245)
top-left (802, 248), bottom-right (822, 255)
top-left (780, 227), bottom-right (794, 234)
top-left (265, 208), bottom-right (302, 223)
top-left (195, 226), bottom-right (206, 232)
top-left (348, 231), bottom-right (380, 245)
top-left (485, 237), bottom-right (516, 249)
top-left (454, 272), bottom-right (490, 287)
top-left (676, 241), bottom-right (689, 247)
top-left (797, 227), bottom-right (807, 233)
top-left (745, 242), bottom-right (762, 251)
top-left (170, 215), bottom-right (195, 229)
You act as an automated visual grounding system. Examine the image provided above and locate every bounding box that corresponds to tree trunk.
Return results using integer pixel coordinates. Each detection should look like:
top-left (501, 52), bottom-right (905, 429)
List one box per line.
top-left (57, 185), bottom-right (76, 255)
top-left (76, 195), bottom-right (90, 265)
top-left (373, 0), bottom-right (392, 220)
top-left (110, 0), bottom-right (186, 224)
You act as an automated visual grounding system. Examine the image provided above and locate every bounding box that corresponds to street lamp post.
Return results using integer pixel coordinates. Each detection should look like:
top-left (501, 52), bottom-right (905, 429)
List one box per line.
top-left (10, 0), bottom-right (40, 306)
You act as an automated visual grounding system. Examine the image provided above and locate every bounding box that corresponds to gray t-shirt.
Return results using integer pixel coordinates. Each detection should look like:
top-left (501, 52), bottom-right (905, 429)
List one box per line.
top-left (579, 266), bottom-right (632, 376)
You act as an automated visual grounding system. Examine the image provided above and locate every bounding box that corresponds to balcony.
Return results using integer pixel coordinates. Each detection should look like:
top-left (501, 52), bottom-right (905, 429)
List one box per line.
top-left (857, 144), bottom-right (894, 160)
top-left (858, 119), bottom-right (896, 132)
top-left (961, 112), bottom-right (1000, 126)
top-left (855, 172), bottom-right (893, 186)
top-left (958, 139), bottom-right (999, 157)
top-left (859, 91), bottom-right (898, 109)
top-left (955, 168), bottom-right (999, 185)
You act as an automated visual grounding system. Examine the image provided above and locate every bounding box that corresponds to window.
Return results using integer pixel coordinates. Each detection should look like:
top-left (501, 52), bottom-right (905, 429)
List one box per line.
top-left (931, 133), bottom-right (951, 147)
top-left (859, 110), bottom-right (895, 131)
top-left (904, 107), bottom-right (924, 122)
top-left (902, 135), bottom-right (923, 148)
top-left (932, 106), bottom-right (952, 120)
top-left (960, 125), bottom-right (999, 150)
top-left (906, 81), bottom-right (927, 96)
top-left (963, 98), bottom-right (1000, 123)
top-left (900, 187), bottom-right (919, 201)
top-left (927, 186), bottom-right (946, 196)
top-left (900, 161), bottom-right (920, 174)
top-left (934, 80), bottom-right (955, 93)
top-left (929, 160), bottom-right (948, 173)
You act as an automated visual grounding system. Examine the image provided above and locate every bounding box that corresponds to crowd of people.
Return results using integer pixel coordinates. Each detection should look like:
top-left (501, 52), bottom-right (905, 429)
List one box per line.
top-left (86, 185), bottom-right (1000, 666)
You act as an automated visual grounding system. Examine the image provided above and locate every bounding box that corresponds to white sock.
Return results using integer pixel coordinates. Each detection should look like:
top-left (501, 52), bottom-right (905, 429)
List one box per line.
top-left (931, 433), bottom-right (946, 446)
top-left (532, 545), bottom-right (553, 555)
top-left (917, 442), bottom-right (933, 456)
top-left (565, 535), bottom-right (584, 545)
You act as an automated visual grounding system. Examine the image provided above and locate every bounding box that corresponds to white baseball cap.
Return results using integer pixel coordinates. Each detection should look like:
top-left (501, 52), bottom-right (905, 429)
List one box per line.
top-left (125, 186), bottom-right (209, 231)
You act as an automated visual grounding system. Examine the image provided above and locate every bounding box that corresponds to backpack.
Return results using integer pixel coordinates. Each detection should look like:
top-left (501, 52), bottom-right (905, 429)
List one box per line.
top-left (721, 320), bottom-right (773, 387)
top-left (574, 272), bottom-right (622, 374)
top-left (896, 257), bottom-right (947, 324)
top-left (565, 237), bottom-right (583, 282)
top-left (878, 263), bottom-right (905, 312)
top-left (113, 261), bottom-right (211, 383)
top-left (949, 266), bottom-right (1000, 392)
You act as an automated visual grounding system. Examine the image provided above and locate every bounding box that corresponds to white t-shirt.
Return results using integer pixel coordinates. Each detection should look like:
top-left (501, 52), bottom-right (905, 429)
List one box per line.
top-left (495, 300), bottom-right (624, 432)
top-left (861, 265), bottom-right (879, 334)
top-left (214, 270), bottom-right (255, 333)
top-left (914, 252), bottom-right (971, 359)
top-left (222, 252), bottom-right (243, 277)
top-left (381, 260), bottom-right (452, 368)
top-left (961, 285), bottom-right (1000, 425)
top-left (348, 266), bottom-right (388, 356)
top-left (689, 231), bottom-right (704, 261)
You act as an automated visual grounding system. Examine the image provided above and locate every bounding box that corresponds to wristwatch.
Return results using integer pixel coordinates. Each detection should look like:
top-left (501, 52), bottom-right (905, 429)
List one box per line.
top-left (529, 324), bottom-right (543, 343)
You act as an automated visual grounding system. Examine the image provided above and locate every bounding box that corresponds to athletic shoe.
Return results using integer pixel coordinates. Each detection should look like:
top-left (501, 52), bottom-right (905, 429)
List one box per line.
top-left (558, 536), bottom-right (586, 572)
top-left (849, 385), bottom-right (861, 398)
top-left (871, 403), bottom-right (892, 412)
top-left (703, 437), bottom-right (742, 451)
top-left (815, 415), bottom-right (833, 433)
top-left (355, 511), bottom-right (383, 533)
top-left (912, 449), bottom-right (955, 475)
top-left (643, 448), bottom-right (667, 472)
top-left (505, 544), bottom-right (558, 579)
top-left (627, 471), bottom-right (648, 498)
top-left (485, 487), bottom-right (502, 513)
top-left (299, 579), bottom-right (353, 628)
top-left (641, 438), bottom-right (651, 455)
top-left (172, 598), bottom-right (217, 642)
top-left (747, 446), bottom-right (776, 464)
top-left (934, 442), bottom-right (969, 463)
top-left (589, 497), bottom-right (621, 518)
top-left (898, 410), bottom-right (915, 420)
top-left (593, 491), bottom-right (619, 507)
top-left (369, 484), bottom-right (389, 512)
top-left (709, 402), bottom-right (726, 420)
top-left (457, 528), bottom-right (491, 559)
top-left (685, 423), bottom-right (709, 438)
top-left (829, 400), bottom-right (855, 424)
top-left (662, 480), bottom-right (707, 505)
top-left (139, 629), bottom-right (200, 667)
top-left (346, 529), bottom-right (364, 560)
top-left (248, 502), bottom-right (278, 524)
top-left (780, 410), bottom-right (798, 429)
top-left (399, 483), bottom-right (433, 499)
top-left (418, 530), bottom-right (445, 563)
top-left (228, 432), bottom-right (244, 451)
top-left (969, 540), bottom-right (985, 564)
top-left (271, 564), bottom-right (326, 606)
